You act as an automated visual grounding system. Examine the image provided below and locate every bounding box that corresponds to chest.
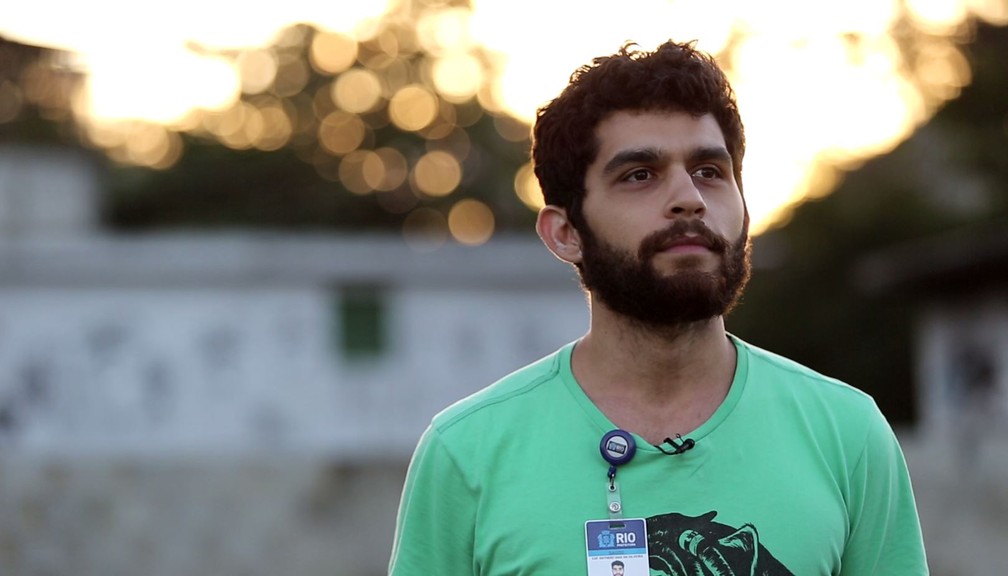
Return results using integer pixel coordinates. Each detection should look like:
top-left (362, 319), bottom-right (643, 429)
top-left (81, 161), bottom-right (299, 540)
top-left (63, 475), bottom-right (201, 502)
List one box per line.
top-left (469, 443), bottom-right (847, 575)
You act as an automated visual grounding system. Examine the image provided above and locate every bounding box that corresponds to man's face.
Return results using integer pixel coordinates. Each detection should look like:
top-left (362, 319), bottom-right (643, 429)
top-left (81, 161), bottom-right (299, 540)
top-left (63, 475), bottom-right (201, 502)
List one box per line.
top-left (612, 563), bottom-right (625, 576)
top-left (577, 110), bottom-right (750, 326)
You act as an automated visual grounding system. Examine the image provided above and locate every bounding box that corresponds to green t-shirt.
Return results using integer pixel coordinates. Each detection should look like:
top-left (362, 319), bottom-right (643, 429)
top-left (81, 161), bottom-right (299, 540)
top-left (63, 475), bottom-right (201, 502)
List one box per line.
top-left (389, 336), bottom-right (928, 575)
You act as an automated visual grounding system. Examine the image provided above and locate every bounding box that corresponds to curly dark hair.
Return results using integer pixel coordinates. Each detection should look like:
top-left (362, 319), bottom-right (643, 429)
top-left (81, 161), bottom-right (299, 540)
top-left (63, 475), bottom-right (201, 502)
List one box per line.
top-left (531, 40), bottom-right (745, 232)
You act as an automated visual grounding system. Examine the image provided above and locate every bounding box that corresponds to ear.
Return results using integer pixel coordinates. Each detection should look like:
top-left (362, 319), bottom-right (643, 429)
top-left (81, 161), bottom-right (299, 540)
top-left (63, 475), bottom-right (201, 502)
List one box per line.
top-left (536, 205), bottom-right (583, 265)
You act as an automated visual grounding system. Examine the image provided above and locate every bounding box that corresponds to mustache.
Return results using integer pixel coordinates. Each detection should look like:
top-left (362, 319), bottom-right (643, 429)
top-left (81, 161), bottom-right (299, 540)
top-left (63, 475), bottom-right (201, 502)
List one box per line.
top-left (638, 220), bottom-right (731, 259)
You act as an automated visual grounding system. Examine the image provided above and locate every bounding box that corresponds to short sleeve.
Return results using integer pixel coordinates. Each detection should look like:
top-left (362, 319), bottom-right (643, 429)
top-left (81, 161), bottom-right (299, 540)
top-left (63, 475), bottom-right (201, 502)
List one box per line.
top-left (389, 425), bottom-right (477, 576)
top-left (840, 408), bottom-right (928, 575)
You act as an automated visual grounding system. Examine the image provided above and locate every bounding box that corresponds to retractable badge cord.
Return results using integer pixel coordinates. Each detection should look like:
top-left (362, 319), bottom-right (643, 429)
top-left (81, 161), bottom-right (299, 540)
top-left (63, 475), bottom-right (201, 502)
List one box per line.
top-left (587, 430), bottom-right (650, 576)
top-left (599, 430), bottom-right (636, 520)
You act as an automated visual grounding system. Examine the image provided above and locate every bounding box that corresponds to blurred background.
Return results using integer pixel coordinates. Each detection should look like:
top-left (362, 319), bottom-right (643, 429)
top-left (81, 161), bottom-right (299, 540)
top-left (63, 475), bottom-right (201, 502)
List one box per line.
top-left (1, 0), bottom-right (1006, 574)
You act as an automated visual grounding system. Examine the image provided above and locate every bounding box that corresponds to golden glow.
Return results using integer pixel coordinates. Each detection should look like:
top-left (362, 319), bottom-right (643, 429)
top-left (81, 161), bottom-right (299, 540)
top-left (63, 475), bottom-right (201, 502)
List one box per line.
top-left (448, 199), bottom-right (495, 245)
top-left (237, 50), bottom-right (277, 95)
top-left (967, 0), bottom-right (1008, 23)
top-left (725, 32), bottom-right (929, 232)
top-left (389, 84), bottom-right (439, 131)
top-left (332, 68), bottom-right (383, 113)
top-left (420, 99), bottom-right (458, 139)
top-left (374, 29), bottom-right (402, 59)
top-left (310, 31), bottom-right (358, 74)
top-left (250, 103), bottom-right (293, 151)
top-left (318, 110), bottom-right (367, 155)
top-left (202, 101), bottom-right (261, 149)
top-left (124, 123), bottom-right (183, 169)
top-left (411, 150), bottom-right (462, 197)
top-left (2, 0), bottom-right (1004, 233)
top-left (907, 0), bottom-right (970, 32)
top-left (382, 58), bottom-right (412, 96)
top-left (82, 49), bottom-right (239, 124)
top-left (915, 42), bottom-right (972, 101)
top-left (431, 53), bottom-right (483, 102)
top-left (514, 162), bottom-right (544, 211)
top-left (339, 150), bottom-right (376, 194)
top-left (416, 7), bottom-right (474, 56)
top-left (273, 55), bottom-right (311, 97)
top-left (364, 147), bottom-right (409, 191)
top-left (83, 118), bottom-right (129, 149)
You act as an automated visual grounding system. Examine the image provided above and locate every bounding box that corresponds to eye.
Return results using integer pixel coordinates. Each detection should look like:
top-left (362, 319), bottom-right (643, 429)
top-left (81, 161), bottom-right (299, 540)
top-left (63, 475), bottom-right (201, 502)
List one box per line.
top-left (691, 166), bottom-right (722, 180)
top-left (622, 168), bottom-right (654, 182)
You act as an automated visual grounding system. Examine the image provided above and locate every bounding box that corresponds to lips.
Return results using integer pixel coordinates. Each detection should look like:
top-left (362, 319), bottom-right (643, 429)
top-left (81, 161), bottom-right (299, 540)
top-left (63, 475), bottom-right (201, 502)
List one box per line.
top-left (660, 234), bottom-right (714, 251)
top-left (638, 222), bottom-right (729, 261)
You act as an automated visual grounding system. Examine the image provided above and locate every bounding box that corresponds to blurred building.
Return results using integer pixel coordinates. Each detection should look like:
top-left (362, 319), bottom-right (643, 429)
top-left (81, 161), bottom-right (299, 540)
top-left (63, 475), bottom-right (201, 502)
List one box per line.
top-left (857, 226), bottom-right (1008, 449)
top-left (0, 143), bottom-right (587, 575)
top-left (857, 226), bottom-right (1008, 575)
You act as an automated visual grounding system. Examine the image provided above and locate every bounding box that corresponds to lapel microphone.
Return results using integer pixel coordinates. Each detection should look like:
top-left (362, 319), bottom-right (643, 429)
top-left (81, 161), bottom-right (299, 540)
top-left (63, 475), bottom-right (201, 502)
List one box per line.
top-left (656, 434), bottom-right (695, 455)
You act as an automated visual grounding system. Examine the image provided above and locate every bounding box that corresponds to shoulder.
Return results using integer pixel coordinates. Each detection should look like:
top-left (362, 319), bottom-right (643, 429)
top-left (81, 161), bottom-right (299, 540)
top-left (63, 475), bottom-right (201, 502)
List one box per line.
top-left (733, 336), bottom-right (893, 452)
top-left (430, 342), bottom-right (573, 436)
top-left (414, 343), bottom-right (576, 476)
top-left (737, 336), bottom-right (878, 411)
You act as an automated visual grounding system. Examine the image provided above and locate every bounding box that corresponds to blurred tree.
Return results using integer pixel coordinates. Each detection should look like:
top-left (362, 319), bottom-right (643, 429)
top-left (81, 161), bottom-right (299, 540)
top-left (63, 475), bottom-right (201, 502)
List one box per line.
top-left (726, 21), bottom-right (1008, 424)
top-left (96, 3), bottom-right (538, 236)
top-left (0, 38), bottom-right (84, 145)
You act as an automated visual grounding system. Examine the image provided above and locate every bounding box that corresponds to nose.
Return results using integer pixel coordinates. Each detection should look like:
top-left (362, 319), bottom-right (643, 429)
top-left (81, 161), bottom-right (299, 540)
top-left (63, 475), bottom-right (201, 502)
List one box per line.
top-left (662, 169), bottom-right (707, 219)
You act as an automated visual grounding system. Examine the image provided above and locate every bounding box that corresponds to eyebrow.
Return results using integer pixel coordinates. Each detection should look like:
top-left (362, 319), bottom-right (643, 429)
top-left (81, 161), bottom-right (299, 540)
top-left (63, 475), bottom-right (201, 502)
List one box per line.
top-left (688, 146), bottom-right (733, 167)
top-left (600, 145), bottom-right (733, 176)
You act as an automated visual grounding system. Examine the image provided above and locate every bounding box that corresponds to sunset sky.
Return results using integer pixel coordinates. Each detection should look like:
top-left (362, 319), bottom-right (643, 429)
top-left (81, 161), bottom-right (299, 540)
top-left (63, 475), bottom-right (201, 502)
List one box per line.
top-left (3, 0), bottom-right (1007, 234)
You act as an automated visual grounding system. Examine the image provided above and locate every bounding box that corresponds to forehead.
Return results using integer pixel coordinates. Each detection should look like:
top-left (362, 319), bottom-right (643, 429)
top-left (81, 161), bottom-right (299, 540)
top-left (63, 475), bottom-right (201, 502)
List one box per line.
top-left (591, 110), bottom-right (727, 165)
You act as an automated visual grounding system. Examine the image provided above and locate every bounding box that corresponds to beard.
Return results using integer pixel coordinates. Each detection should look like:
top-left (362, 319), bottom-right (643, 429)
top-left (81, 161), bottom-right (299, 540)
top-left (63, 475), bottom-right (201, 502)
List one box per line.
top-left (577, 218), bottom-right (751, 328)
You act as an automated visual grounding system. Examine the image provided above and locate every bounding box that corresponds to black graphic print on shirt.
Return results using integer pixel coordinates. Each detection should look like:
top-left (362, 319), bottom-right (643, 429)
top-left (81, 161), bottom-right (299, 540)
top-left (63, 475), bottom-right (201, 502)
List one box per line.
top-left (646, 511), bottom-right (794, 575)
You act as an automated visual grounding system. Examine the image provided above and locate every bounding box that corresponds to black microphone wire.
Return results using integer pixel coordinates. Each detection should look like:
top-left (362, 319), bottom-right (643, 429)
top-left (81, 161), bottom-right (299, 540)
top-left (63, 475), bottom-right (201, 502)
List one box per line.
top-left (655, 434), bottom-right (695, 455)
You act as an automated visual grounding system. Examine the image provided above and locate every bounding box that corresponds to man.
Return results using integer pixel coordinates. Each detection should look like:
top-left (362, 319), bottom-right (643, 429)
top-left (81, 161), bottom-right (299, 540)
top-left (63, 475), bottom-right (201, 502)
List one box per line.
top-left (389, 40), bottom-right (928, 575)
top-left (612, 559), bottom-right (625, 576)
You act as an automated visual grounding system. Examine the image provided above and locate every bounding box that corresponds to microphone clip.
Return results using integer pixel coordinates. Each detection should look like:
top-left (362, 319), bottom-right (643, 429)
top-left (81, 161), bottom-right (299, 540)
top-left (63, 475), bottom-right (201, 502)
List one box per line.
top-left (656, 434), bottom-right (695, 455)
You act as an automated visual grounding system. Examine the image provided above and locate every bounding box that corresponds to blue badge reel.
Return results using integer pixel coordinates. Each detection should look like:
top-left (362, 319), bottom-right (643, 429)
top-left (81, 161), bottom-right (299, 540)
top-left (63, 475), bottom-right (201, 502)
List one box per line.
top-left (600, 429), bottom-right (637, 468)
top-left (585, 430), bottom-right (649, 575)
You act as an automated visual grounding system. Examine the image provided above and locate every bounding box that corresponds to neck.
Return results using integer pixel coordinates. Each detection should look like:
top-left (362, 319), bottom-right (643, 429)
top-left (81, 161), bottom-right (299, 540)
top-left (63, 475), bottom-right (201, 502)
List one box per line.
top-left (571, 301), bottom-right (737, 444)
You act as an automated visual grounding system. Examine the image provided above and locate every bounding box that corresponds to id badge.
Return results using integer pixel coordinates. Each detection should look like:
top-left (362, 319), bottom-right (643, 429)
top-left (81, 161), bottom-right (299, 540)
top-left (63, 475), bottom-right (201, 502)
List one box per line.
top-left (585, 518), bottom-right (649, 575)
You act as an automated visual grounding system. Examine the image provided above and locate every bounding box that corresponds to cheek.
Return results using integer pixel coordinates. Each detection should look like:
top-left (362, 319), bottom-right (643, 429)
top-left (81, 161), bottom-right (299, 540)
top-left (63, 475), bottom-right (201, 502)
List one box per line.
top-left (713, 195), bottom-right (746, 233)
top-left (582, 202), bottom-right (644, 246)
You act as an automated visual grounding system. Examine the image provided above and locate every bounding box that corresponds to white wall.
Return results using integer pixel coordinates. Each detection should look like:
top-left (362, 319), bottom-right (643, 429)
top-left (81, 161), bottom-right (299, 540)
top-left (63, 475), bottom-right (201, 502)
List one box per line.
top-left (0, 235), bottom-right (588, 460)
top-left (0, 145), bottom-right (99, 237)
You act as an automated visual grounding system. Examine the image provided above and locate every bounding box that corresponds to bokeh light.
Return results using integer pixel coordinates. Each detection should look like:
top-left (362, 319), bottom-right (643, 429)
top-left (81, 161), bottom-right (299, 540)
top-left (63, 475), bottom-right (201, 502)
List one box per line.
top-left (339, 149), bottom-right (377, 195)
top-left (3, 0), bottom-right (1006, 241)
top-left (411, 150), bottom-right (462, 197)
top-left (367, 147), bottom-right (409, 191)
top-left (331, 68), bottom-right (383, 113)
top-left (271, 53), bottom-right (311, 97)
top-left (309, 31), bottom-right (358, 74)
top-left (249, 100), bottom-right (293, 151)
top-left (389, 84), bottom-right (439, 132)
top-left (318, 110), bottom-right (367, 155)
top-left (237, 50), bottom-right (277, 95)
top-left (514, 162), bottom-right (543, 211)
top-left (448, 199), bottom-right (495, 245)
top-left (431, 53), bottom-right (483, 102)
top-left (416, 7), bottom-right (474, 55)
top-left (102, 122), bottom-right (183, 169)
